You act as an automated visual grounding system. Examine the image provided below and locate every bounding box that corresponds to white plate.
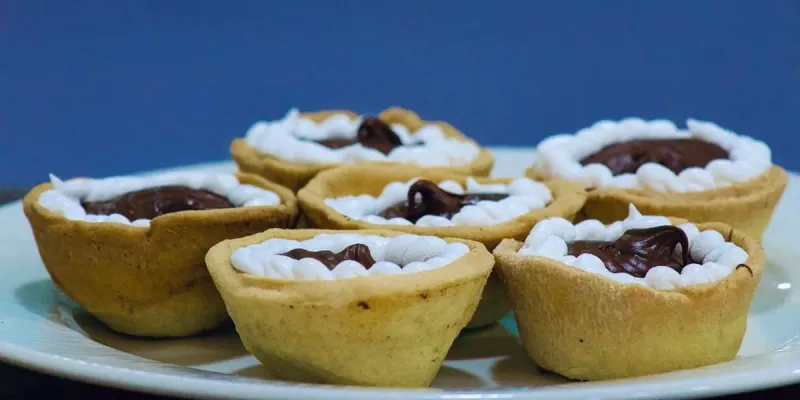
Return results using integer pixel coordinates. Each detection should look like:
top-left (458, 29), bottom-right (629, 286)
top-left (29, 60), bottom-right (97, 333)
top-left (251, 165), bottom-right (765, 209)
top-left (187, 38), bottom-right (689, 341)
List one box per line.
top-left (1, 147), bottom-right (799, 400)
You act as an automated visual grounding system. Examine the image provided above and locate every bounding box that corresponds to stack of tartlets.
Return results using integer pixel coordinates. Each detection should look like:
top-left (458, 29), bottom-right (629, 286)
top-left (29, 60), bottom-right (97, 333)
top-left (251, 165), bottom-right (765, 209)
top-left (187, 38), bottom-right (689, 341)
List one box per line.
top-left (22, 109), bottom-right (784, 387)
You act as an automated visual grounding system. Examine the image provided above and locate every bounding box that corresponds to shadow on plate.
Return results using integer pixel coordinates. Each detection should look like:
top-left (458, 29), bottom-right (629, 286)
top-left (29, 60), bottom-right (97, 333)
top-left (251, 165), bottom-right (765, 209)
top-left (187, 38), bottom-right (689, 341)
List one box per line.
top-left (491, 353), bottom-right (570, 387)
top-left (233, 363), bottom-right (484, 389)
top-left (71, 312), bottom-right (249, 366)
top-left (14, 279), bottom-right (249, 366)
top-left (429, 366), bottom-right (486, 389)
top-left (447, 323), bottom-right (525, 360)
top-left (232, 364), bottom-right (275, 380)
top-left (750, 256), bottom-right (794, 315)
top-left (445, 323), bottom-right (569, 387)
top-left (14, 279), bottom-right (68, 318)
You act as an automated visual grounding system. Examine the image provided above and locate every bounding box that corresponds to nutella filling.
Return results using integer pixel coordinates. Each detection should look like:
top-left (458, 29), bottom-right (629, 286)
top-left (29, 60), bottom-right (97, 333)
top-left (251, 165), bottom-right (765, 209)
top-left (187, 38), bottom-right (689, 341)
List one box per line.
top-left (81, 185), bottom-right (235, 220)
top-left (379, 180), bottom-right (507, 223)
top-left (281, 244), bottom-right (376, 270)
top-left (580, 138), bottom-right (729, 175)
top-left (567, 225), bottom-right (691, 278)
top-left (313, 117), bottom-right (409, 154)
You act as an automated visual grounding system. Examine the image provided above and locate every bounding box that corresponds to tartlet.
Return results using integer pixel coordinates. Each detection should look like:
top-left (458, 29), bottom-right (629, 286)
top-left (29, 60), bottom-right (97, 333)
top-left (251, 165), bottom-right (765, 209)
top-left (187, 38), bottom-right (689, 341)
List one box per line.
top-left (23, 171), bottom-right (298, 337)
top-left (205, 229), bottom-right (494, 387)
top-left (298, 165), bottom-right (587, 328)
top-left (231, 107), bottom-right (494, 191)
top-left (526, 118), bottom-right (788, 239)
top-left (494, 205), bottom-right (764, 380)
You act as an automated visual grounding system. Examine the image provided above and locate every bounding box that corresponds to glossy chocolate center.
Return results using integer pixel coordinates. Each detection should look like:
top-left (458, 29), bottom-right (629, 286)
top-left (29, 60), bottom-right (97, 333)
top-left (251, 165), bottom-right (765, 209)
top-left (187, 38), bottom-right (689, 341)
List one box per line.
top-left (567, 225), bottom-right (691, 278)
top-left (313, 117), bottom-right (406, 155)
top-left (580, 138), bottom-right (729, 175)
top-left (281, 243), bottom-right (376, 270)
top-left (379, 180), bottom-right (507, 223)
top-left (81, 185), bottom-right (234, 220)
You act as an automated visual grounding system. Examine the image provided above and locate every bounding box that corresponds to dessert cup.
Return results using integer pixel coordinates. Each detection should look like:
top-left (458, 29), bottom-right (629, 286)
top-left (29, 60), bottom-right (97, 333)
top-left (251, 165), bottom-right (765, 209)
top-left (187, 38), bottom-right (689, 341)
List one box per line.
top-left (23, 172), bottom-right (298, 337)
top-left (205, 229), bottom-right (494, 387)
top-left (528, 166), bottom-right (787, 240)
top-left (494, 209), bottom-right (764, 380)
top-left (298, 165), bottom-right (587, 328)
top-left (231, 107), bottom-right (494, 191)
top-left (526, 118), bottom-right (788, 239)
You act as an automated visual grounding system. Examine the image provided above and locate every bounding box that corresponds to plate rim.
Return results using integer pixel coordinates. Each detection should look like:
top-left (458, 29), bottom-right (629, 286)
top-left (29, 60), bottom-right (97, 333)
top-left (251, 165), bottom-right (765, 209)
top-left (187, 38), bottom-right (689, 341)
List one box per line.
top-left (2, 148), bottom-right (800, 400)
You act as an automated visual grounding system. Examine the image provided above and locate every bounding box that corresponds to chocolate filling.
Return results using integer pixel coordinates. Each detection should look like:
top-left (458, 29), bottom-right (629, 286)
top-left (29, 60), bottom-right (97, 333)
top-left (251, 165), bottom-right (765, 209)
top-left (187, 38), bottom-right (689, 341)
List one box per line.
top-left (567, 225), bottom-right (692, 278)
top-left (580, 138), bottom-right (729, 175)
top-left (379, 180), bottom-right (508, 223)
top-left (281, 244), bottom-right (376, 270)
top-left (81, 185), bottom-right (234, 220)
top-left (312, 117), bottom-right (412, 155)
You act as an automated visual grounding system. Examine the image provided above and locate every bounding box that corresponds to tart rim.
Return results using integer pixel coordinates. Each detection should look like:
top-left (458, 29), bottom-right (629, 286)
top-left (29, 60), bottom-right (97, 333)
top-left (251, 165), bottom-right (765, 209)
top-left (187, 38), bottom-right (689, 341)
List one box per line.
top-left (526, 164), bottom-right (787, 204)
top-left (493, 218), bottom-right (764, 295)
top-left (529, 117), bottom-right (772, 192)
top-left (231, 107), bottom-right (495, 191)
top-left (205, 228), bottom-right (495, 306)
top-left (23, 171), bottom-right (298, 232)
top-left (298, 165), bottom-right (587, 248)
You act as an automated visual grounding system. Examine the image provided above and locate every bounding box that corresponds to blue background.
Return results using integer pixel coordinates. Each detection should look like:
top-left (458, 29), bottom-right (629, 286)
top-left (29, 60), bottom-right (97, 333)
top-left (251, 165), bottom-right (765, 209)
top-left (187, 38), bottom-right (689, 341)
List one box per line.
top-left (2, 1), bottom-right (799, 186)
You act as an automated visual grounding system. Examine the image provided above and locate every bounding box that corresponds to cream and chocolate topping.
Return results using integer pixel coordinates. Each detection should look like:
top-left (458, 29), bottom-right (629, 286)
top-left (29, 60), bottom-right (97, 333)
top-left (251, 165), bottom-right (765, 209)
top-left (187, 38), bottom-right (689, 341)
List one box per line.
top-left (281, 244), bottom-right (377, 269)
top-left (314, 117), bottom-right (406, 155)
top-left (379, 180), bottom-right (507, 223)
top-left (567, 225), bottom-right (691, 278)
top-left (580, 138), bottom-right (729, 175)
top-left (81, 186), bottom-right (234, 220)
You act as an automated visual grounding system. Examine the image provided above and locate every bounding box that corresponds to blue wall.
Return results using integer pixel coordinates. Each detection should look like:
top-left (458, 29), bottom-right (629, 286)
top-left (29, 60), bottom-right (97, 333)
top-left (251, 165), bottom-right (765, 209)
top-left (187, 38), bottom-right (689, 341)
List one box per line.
top-left (2, 1), bottom-right (798, 185)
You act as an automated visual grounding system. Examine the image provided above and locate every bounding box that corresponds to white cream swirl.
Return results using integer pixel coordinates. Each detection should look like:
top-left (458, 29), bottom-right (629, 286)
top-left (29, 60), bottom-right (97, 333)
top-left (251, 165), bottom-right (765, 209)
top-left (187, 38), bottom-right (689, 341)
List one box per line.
top-left (518, 204), bottom-right (749, 289)
top-left (244, 108), bottom-right (480, 166)
top-left (531, 118), bottom-right (772, 192)
top-left (37, 172), bottom-right (281, 227)
top-left (324, 177), bottom-right (552, 227)
top-left (231, 233), bottom-right (470, 280)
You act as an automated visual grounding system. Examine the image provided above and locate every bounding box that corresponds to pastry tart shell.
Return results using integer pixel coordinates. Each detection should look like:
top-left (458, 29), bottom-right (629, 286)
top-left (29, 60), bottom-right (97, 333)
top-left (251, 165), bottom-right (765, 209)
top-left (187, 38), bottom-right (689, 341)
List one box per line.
top-left (231, 107), bottom-right (495, 192)
top-left (493, 220), bottom-right (764, 381)
top-left (298, 165), bottom-right (587, 329)
top-left (204, 229), bottom-right (494, 387)
top-left (23, 172), bottom-right (298, 338)
top-left (526, 166), bottom-right (788, 240)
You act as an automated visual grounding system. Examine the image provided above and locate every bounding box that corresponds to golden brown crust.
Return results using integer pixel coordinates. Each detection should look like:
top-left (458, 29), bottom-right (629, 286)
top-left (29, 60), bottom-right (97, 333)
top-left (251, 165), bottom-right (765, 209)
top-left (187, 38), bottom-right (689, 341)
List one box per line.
top-left (493, 221), bottom-right (764, 381)
top-left (23, 172), bottom-right (299, 338)
top-left (205, 228), bottom-right (494, 387)
top-left (526, 165), bottom-right (788, 240)
top-left (298, 165), bottom-right (587, 328)
top-left (231, 107), bottom-right (494, 192)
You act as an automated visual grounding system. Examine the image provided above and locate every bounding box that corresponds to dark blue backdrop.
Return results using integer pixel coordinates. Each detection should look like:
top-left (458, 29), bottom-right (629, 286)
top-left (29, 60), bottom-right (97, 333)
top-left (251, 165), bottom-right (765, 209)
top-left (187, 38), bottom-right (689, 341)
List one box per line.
top-left (2, 1), bottom-right (798, 186)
